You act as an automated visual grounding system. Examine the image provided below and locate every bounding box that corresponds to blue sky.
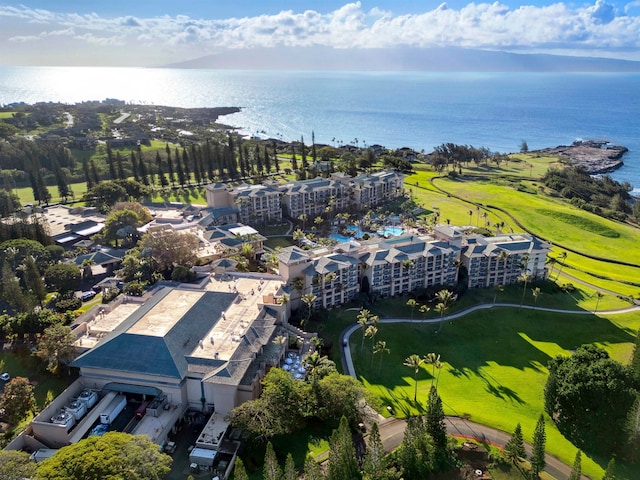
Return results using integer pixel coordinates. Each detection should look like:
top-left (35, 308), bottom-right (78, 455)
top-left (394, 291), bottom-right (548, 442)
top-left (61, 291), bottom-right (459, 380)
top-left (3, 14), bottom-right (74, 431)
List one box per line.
top-left (1, 0), bottom-right (639, 66)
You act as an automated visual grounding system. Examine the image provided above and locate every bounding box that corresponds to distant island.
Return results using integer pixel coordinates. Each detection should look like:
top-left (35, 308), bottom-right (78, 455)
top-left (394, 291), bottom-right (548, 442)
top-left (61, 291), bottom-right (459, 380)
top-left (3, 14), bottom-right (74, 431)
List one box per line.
top-left (164, 46), bottom-right (640, 73)
top-left (533, 140), bottom-right (628, 174)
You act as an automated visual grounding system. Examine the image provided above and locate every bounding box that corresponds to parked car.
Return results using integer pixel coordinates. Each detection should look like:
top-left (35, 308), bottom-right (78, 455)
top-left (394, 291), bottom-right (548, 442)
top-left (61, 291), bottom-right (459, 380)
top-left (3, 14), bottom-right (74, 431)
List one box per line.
top-left (81, 290), bottom-right (97, 301)
top-left (1, 373), bottom-right (10, 382)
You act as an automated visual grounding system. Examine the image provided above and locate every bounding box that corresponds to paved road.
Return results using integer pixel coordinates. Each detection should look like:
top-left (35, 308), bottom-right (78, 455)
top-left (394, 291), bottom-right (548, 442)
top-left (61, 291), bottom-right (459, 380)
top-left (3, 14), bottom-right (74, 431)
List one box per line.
top-left (339, 300), bottom-right (638, 479)
top-left (375, 416), bottom-right (582, 480)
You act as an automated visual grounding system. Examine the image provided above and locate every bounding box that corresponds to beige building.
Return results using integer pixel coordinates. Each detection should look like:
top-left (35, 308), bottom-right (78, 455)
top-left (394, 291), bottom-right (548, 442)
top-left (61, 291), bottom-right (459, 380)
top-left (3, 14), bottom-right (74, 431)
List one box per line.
top-left (7, 275), bottom-right (291, 458)
top-left (278, 228), bottom-right (548, 306)
top-left (206, 170), bottom-right (405, 224)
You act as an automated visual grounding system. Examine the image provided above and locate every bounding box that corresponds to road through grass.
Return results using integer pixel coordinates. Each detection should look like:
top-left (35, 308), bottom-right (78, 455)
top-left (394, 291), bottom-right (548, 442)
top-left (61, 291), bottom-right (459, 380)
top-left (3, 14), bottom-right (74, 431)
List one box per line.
top-left (350, 308), bottom-right (640, 480)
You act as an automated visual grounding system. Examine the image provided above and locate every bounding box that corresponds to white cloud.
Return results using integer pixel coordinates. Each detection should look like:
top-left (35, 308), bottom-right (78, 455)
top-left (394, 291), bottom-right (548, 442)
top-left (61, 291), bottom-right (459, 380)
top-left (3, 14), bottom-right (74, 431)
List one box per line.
top-left (1, 1), bottom-right (639, 65)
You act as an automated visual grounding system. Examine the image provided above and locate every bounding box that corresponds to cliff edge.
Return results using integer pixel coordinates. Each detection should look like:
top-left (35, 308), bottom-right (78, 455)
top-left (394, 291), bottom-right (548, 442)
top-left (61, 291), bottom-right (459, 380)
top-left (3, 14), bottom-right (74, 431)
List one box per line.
top-left (536, 140), bottom-right (627, 174)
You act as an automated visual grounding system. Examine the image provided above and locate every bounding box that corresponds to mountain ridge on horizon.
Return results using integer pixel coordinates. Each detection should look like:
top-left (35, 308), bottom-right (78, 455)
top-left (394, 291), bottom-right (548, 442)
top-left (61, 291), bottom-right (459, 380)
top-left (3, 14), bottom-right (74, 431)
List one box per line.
top-left (163, 46), bottom-right (640, 72)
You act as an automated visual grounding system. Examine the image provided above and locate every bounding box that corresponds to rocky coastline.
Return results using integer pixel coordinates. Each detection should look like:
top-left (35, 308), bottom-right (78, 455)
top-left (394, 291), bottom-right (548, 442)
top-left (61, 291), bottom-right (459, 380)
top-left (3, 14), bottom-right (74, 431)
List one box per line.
top-left (534, 140), bottom-right (627, 174)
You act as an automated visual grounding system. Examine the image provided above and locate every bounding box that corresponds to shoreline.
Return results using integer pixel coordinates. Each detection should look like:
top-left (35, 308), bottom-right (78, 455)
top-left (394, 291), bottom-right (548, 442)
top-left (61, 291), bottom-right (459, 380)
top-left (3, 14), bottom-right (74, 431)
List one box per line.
top-left (527, 140), bottom-right (627, 175)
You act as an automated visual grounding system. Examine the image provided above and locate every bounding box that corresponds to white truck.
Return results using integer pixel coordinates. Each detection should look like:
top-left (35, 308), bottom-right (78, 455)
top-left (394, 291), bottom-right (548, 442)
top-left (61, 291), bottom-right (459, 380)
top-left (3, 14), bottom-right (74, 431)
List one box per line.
top-left (99, 394), bottom-right (127, 425)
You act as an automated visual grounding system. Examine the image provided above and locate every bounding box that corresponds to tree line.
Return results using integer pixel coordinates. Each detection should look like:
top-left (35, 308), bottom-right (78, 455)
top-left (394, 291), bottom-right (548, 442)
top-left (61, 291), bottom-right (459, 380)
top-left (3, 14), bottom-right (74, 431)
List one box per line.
top-left (542, 166), bottom-right (638, 222)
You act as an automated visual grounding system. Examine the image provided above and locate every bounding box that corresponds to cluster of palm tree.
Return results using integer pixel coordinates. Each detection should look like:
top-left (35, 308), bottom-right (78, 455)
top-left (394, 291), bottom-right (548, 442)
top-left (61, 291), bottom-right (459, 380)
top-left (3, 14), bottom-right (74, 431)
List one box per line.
top-left (406, 289), bottom-right (454, 333)
top-left (403, 352), bottom-right (443, 401)
top-left (355, 309), bottom-right (391, 376)
top-left (406, 298), bottom-right (431, 322)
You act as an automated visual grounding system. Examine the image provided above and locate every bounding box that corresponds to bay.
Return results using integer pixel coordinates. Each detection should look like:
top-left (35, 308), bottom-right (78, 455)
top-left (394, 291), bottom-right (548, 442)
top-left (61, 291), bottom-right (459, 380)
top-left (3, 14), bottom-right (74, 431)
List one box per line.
top-left (0, 66), bottom-right (638, 192)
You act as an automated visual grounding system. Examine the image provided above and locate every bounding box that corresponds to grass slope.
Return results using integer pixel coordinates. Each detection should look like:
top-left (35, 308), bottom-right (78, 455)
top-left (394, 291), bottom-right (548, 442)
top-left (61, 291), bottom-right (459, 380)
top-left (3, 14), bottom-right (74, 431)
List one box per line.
top-left (349, 309), bottom-right (640, 480)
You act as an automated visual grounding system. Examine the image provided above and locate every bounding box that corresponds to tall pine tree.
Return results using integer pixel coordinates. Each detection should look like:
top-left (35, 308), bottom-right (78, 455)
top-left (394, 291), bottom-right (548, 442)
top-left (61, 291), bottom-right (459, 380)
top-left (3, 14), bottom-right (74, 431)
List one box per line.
top-left (426, 386), bottom-right (450, 468)
top-left (531, 414), bottom-right (547, 478)
top-left (106, 144), bottom-right (116, 180)
top-left (83, 160), bottom-right (94, 191)
top-left (272, 141), bottom-right (280, 172)
top-left (264, 145), bottom-right (271, 174)
top-left (166, 144), bottom-right (175, 185)
top-left (175, 148), bottom-right (186, 186)
top-left (301, 135), bottom-right (308, 170)
top-left (290, 143), bottom-right (298, 171)
top-left (398, 415), bottom-right (434, 479)
top-left (130, 151), bottom-right (139, 182)
top-left (263, 442), bottom-right (282, 480)
top-left (116, 151), bottom-right (125, 180)
top-left (362, 422), bottom-right (386, 480)
top-left (52, 159), bottom-right (71, 201)
top-left (90, 160), bottom-right (100, 186)
top-left (283, 453), bottom-right (296, 480)
top-left (182, 148), bottom-right (191, 184)
top-left (311, 130), bottom-right (317, 163)
top-left (568, 451), bottom-right (582, 480)
top-left (138, 146), bottom-right (149, 186)
top-left (327, 416), bottom-right (360, 480)
top-left (233, 458), bottom-right (249, 480)
top-left (303, 455), bottom-right (325, 480)
top-left (503, 423), bottom-right (526, 463)
top-left (631, 327), bottom-right (640, 383)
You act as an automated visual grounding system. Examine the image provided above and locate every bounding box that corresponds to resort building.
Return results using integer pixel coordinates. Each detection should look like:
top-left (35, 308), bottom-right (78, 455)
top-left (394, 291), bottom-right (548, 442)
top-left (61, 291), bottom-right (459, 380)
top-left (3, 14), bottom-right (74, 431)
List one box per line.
top-left (7, 275), bottom-right (293, 473)
top-left (205, 182), bottom-right (283, 225)
top-left (205, 170), bottom-right (405, 224)
top-left (433, 226), bottom-right (550, 288)
top-left (277, 228), bottom-right (548, 306)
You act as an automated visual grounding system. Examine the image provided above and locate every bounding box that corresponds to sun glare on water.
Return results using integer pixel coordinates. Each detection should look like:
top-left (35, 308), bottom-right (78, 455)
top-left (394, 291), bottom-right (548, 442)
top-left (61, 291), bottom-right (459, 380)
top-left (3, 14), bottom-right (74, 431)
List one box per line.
top-left (31, 67), bottom-right (191, 105)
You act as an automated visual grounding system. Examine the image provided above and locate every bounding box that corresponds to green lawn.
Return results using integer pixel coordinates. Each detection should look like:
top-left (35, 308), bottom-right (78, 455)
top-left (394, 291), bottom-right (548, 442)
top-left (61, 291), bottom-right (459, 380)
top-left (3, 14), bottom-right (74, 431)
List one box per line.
top-left (349, 308), bottom-right (640, 480)
top-left (0, 111), bottom-right (17, 119)
top-left (0, 349), bottom-right (76, 428)
top-left (433, 176), bottom-right (640, 266)
top-left (259, 223), bottom-right (291, 237)
top-left (240, 420), bottom-right (333, 479)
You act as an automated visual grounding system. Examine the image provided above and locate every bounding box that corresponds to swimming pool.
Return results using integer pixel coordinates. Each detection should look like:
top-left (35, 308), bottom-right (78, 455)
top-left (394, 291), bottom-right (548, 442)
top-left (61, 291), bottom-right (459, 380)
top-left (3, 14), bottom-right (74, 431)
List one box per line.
top-left (378, 226), bottom-right (404, 236)
top-left (330, 234), bottom-right (354, 243)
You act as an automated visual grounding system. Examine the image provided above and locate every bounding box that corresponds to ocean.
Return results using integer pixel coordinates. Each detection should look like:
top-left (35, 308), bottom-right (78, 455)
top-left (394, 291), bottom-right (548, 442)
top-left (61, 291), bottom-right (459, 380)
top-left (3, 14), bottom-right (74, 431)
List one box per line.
top-left (0, 66), bottom-right (639, 193)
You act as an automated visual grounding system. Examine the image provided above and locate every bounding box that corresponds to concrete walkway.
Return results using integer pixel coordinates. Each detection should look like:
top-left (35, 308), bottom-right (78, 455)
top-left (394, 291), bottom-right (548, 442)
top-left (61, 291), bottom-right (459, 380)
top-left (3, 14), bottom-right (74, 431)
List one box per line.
top-left (340, 301), bottom-right (640, 380)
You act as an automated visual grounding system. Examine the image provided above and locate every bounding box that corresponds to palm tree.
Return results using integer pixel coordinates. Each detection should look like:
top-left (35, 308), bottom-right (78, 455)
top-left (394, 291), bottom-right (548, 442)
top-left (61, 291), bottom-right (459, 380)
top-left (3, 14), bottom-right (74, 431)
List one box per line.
top-left (406, 299), bottom-right (417, 319)
top-left (496, 250), bottom-right (509, 285)
top-left (298, 213), bottom-right (308, 230)
top-left (374, 340), bottom-right (390, 376)
top-left (304, 351), bottom-right (337, 383)
top-left (423, 353), bottom-right (441, 387)
top-left (404, 354), bottom-right (424, 402)
top-left (435, 289), bottom-right (454, 334)
top-left (419, 304), bottom-right (430, 322)
top-left (357, 308), bottom-right (371, 353)
top-left (555, 251), bottom-right (568, 281)
top-left (366, 325), bottom-right (378, 366)
top-left (292, 228), bottom-right (305, 246)
top-left (468, 209), bottom-right (473, 225)
top-left (518, 272), bottom-right (531, 306)
top-left (594, 291), bottom-right (604, 313)
top-left (301, 293), bottom-right (317, 326)
top-left (492, 284), bottom-right (503, 305)
top-left (532, 286), bottom-right (541, 304)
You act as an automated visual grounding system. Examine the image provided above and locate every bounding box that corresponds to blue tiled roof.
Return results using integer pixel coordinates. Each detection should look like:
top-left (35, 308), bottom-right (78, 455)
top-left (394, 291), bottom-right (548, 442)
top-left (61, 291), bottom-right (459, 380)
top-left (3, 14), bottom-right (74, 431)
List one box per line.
top-left (72, 288), bottom-right (237, 379)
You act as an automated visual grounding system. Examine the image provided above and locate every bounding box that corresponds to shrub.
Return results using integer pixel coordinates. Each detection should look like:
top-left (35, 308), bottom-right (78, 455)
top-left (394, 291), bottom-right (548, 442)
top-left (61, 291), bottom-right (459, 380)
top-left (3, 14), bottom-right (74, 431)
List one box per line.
top-left (123, 281), bottom-right (145, 296)
top-left (101, 287), bottom-right (120, 303)
top-left (171, 265), bottom-right (195, 283)
top-left (55, 296), bottom-right (82, 313)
